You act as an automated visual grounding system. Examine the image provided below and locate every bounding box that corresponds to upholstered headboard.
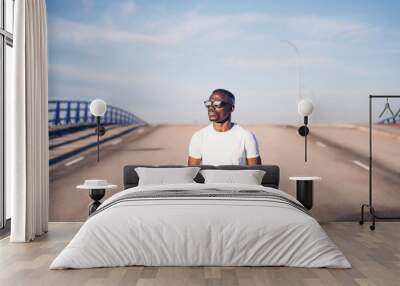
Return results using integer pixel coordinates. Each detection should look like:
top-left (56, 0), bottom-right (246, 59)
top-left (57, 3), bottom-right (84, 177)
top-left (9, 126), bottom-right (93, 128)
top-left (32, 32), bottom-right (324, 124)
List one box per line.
top-left (123, 165), bottom-right (280, 189)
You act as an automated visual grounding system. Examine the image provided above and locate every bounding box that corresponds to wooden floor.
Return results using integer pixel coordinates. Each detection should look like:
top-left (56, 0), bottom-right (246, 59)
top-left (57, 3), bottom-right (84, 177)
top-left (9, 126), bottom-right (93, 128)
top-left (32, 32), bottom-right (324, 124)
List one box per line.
top-left (1, 222), bottom-right (400, 286)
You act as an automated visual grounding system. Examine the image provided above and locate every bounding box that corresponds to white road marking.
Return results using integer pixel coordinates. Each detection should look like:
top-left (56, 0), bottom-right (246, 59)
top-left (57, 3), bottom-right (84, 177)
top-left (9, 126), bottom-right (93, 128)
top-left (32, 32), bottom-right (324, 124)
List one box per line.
top-left (352, 160), bottom-right (369, 171)
top-left (0, 235), bottom-right (10, 241)
top-left (112, 138), bottom-right (123, 145)
top-left (65, 156), bottom-right (84, 167)
top-left (316, 141), bottom-right (327, 147)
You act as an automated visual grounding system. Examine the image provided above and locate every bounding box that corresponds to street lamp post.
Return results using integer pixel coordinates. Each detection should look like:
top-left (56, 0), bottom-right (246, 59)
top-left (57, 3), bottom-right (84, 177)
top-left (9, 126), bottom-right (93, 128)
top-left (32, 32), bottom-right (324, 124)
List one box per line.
top-left (281, 40), bottom-right (316, 162)
top-left (281, 39), bottom-right (302, 101)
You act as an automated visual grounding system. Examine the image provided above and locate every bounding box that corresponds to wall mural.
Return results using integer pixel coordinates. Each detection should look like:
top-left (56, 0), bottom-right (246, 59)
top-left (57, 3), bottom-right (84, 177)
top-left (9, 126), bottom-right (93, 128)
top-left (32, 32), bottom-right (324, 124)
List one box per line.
top-left (46, 0), bottom-right (400, 223)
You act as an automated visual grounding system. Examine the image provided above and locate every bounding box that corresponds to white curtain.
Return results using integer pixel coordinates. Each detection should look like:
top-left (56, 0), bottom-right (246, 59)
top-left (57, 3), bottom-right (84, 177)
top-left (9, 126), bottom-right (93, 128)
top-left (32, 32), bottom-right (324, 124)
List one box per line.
top-left (9, 0), bottom-right (49, 242)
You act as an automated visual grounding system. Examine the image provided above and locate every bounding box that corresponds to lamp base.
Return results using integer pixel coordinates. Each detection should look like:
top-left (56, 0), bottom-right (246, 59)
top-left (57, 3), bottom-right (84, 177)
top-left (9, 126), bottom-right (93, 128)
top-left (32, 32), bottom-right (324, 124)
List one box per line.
top-left (88, 189), bottom-right (106, 215)
top-left (94, 125), bottom-right (106, 136)
top-left (298, 125), bottom-right (309, 136)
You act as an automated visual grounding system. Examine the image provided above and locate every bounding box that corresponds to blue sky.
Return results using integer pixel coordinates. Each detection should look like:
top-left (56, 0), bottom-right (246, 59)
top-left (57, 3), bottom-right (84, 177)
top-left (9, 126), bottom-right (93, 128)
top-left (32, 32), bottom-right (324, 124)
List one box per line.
top-left (47, 0), bottom-right (400, 124)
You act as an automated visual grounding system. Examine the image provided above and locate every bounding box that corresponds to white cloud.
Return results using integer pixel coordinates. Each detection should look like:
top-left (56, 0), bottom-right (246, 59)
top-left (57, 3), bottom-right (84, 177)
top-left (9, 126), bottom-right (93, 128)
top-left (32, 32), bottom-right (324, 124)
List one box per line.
top-left (143, 11), bottom-right (267, 40)
top-left (81, 0), bottom-right (94, 12)
top-left (49, 10), bottom-right (377, 49)
top-left (286, 15), bottom-right (378, 41)
top-left (223, 57), bottom-right (298, 71)
top-left (222, 55), bottom-right (371, 77)
top-left (49, 63), bottom-right (204, 103)
top-left (48, 12), bottom-right (267, 47)
top-left (119, 1), bottom-right (137, 17)
top-left (99, 1), bottom-right (138, 27)
top-left (48, 17), bottom-right (173, 46)
top-left (50, 64), bottom-right (161, 91)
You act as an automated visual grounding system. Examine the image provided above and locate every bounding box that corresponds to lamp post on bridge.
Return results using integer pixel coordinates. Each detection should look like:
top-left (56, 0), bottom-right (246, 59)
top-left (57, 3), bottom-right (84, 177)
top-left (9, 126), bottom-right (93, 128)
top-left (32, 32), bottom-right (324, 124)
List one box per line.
top-left (281, 39), bottom-right (302, 101)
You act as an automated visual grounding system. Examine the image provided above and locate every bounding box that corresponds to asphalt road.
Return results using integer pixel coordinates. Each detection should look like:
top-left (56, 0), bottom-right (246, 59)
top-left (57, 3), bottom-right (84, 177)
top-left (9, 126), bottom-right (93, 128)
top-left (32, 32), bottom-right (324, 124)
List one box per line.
top-left (49, 124), bottom-right (400, 222)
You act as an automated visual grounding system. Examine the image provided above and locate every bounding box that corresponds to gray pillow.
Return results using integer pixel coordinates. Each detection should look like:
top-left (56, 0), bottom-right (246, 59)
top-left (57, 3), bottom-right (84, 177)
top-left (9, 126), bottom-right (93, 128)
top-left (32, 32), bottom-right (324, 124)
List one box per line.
top-left (200, 169), bottom-right (266, 185)
top-left (135, 167), bottom-right (201, 186)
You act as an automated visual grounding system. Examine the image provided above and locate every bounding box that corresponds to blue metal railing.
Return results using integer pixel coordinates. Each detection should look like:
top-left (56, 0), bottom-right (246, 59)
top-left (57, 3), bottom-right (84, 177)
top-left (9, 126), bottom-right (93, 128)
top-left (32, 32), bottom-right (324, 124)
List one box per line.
top-left (48, 100), bottom-right (148, 165)
top-left (48, 100), bottom-right (146, 126)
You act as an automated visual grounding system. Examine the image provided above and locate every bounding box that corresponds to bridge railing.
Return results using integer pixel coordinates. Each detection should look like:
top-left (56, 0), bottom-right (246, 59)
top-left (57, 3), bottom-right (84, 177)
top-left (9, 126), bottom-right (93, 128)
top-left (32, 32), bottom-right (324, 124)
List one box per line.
top-left (48, 100), bottom-right (146, 127)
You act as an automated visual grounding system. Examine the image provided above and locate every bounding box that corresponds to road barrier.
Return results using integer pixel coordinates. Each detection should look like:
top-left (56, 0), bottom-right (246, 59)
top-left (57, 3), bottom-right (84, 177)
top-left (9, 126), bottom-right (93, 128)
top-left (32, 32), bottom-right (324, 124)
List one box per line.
top-left (48, 100), bottom-right (147, 165)
top-left (49, 100), bottom-right (146, 126)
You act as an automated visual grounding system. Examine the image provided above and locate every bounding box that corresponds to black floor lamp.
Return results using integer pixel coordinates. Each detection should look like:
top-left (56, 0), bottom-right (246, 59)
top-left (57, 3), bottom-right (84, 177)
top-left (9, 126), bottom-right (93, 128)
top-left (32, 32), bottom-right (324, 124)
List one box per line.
top-left (359, 95), bottom-right (400, 230)
top-left (89, 99), bottom-right (107, 162)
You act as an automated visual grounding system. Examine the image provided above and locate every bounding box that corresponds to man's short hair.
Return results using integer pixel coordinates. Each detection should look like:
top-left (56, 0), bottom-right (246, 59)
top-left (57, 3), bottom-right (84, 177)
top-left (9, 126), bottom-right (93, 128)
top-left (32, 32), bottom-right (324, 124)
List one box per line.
top-left (212, 89), bottom-right (235, 105)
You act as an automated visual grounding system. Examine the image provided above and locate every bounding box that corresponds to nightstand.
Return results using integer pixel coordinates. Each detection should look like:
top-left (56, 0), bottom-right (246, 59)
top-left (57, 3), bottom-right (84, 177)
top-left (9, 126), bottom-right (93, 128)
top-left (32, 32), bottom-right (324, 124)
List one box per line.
top-left (77, 180), bottom-right (117, 215)
top-left (289, 177), bottom-right (321, 210)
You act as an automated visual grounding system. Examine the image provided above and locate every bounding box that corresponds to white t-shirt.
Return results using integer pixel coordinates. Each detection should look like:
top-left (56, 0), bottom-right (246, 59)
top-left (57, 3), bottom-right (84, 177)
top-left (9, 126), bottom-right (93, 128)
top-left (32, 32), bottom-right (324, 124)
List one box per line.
top-left (189, 123), bottom-right (260, 166)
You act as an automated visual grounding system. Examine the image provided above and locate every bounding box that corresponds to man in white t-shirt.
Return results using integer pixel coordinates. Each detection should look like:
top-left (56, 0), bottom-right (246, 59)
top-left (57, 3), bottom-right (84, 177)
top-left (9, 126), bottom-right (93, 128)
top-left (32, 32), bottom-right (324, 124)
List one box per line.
top-left (188, 89), bottom-right (262, 166)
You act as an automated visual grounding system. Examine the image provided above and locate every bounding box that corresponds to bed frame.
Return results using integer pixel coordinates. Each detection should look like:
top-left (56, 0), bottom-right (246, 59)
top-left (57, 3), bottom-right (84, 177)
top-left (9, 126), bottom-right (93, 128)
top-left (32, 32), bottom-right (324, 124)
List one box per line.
top-left (123, 165), bottom-right (280, 189)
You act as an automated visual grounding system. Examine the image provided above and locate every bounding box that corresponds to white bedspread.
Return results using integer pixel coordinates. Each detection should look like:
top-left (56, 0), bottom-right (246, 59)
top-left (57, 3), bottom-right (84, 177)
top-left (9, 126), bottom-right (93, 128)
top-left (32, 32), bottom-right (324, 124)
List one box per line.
top-left (50, 183), bottom-right (351, 269)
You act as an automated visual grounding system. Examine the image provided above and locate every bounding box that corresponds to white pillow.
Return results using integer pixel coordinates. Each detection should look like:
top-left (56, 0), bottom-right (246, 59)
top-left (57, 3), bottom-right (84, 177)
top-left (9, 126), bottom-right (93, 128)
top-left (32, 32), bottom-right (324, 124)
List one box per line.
top-left (200, 169), bottom-right (266, 185)
top-left (135, 167), bottom-right (201, 186)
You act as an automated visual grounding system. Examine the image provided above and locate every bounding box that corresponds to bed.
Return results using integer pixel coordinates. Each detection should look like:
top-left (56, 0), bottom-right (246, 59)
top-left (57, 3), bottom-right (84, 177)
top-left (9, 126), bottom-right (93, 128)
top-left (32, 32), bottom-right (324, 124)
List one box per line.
top-left (50, 165), bottom-right (351, 269)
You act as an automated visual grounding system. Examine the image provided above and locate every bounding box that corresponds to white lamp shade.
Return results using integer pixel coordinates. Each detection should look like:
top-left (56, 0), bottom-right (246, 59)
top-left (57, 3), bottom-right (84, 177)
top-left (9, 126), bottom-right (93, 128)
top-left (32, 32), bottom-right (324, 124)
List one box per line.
top-left (297, 99), bottom-right (314, 116)
top-left (90, 99), bottom-right (107, 117)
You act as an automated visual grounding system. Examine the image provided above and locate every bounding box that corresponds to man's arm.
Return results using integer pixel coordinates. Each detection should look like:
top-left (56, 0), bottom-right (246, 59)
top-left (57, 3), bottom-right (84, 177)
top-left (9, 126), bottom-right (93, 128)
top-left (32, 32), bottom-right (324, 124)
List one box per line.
top-left (245, 131), bottom-right (262, 165)
top-left (188, 156), bottom-right (202, 166)
top-left (246, 156), bottom-right (262, 166)
top-left (188, 132), bottom-right (202, 166)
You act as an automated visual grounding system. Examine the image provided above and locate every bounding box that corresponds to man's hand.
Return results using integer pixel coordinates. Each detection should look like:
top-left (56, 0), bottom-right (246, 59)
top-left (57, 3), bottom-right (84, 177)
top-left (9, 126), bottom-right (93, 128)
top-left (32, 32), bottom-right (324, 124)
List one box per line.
top-left (246, 156), bottom-right (262, 166)
top-left (188, 156), bottom-right (202, 166)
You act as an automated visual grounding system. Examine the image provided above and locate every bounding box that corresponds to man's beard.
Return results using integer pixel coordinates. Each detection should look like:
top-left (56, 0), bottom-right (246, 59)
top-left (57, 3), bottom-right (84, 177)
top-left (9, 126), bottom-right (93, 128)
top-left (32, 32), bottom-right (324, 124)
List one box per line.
top-left (214, 114), bottom-right (231, 124)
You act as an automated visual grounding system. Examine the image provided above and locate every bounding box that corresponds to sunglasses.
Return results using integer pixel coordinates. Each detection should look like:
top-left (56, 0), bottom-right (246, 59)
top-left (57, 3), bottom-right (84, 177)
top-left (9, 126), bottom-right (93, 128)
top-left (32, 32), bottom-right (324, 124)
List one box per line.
top-left (204, 100), bottom-right (232, 109)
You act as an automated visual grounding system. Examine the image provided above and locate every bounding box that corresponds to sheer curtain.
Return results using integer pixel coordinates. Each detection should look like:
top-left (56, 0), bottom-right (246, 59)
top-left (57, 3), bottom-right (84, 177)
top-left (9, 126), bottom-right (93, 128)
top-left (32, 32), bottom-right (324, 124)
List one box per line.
top-left (9, 0), bottom-right (49, 242)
